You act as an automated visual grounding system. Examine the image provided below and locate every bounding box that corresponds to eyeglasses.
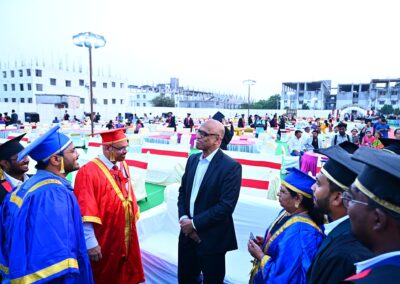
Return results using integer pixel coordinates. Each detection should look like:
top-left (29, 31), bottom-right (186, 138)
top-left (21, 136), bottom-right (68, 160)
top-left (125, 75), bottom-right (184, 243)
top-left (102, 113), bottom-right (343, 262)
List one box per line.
top-left (63, 148), bottom-right (78, 154)
top-left (196, 129), bottom-right (219, 138)
top-left (342, 191), bottom-right (369, 208)
top-left (110, 145), bottom-right (129, 152)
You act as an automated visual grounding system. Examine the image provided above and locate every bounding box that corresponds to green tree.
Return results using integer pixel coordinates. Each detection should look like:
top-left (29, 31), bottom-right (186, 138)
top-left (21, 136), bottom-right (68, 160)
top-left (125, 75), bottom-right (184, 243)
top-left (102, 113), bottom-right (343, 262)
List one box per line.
top-left (302, 103), bottom-right (310, 110)
top-left (240, 103), bottom-right (249, 109)
top-left (380, 104), bottom-right (394, 115)
top-left (394, 108), bottom-right (400, 115)
top-left (151, 95), bottom-right (175, 107)
top-left (263, 94), bottom-right (281, 109)
top-left (241, 94), bottom-right (281, 109)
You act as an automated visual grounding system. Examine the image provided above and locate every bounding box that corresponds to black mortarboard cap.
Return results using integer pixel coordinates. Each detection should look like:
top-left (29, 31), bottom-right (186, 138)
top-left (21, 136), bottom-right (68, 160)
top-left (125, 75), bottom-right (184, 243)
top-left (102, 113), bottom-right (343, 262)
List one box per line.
top-left (212, 111), bottom-right (225, 123)
top-left (315, 145), bottom-right (364, 190)
top-left (380, 138), bottom-right (400, 155)
top-left (0, 133), bottom-right (26, 160)
top-left (338, 141), bottom-right (359, 154)
top-left (351, 147), bottom-right (400, 214)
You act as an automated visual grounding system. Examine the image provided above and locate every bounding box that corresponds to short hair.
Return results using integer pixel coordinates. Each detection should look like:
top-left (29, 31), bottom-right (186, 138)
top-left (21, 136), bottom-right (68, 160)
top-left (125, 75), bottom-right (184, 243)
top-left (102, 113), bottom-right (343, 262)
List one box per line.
top-left (395, 128), bottom-right (400, 135)
top-left (327, 179), bottom-right (344, 193)
top-left (295, 130), bottom-right (302, 135)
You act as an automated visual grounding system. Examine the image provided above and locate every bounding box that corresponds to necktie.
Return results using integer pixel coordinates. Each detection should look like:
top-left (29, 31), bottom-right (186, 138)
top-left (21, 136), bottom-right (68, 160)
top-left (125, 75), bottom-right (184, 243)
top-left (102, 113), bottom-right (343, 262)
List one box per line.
top-left (111, 164), bottom-right (128, 194)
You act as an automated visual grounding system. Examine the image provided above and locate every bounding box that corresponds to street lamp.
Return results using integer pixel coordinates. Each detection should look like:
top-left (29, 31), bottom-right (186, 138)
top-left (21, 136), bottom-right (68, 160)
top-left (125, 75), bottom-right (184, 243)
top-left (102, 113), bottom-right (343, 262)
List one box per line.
top-left (243, 79), bottom-right (256, 119)
top-left (73, 32), bottom-right (106, 135)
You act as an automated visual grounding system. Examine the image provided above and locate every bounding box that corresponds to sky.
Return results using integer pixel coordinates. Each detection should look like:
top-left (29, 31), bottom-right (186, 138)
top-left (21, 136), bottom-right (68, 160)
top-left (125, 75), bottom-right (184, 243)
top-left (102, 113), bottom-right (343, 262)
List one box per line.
top-left (0, 0), bottom-right (399, 100)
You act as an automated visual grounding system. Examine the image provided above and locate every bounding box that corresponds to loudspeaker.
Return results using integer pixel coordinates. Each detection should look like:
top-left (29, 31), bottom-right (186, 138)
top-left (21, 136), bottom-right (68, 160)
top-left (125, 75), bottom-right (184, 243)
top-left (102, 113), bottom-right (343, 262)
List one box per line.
top-left (25, 112), bottom-right (40, 123)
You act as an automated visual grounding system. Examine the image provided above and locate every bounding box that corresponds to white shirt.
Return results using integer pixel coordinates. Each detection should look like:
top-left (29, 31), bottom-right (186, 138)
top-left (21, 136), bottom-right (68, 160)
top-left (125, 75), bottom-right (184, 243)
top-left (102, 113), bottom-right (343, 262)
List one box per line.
top-left (302, 136), bottom-right (323, 151)
top-left (288, 136), bottom-right (304, 153)
top-left (331, 133), bottom-right (350, 146)
top-left (355, 251), bottom-right (400, 273)
top-left (324, 215), bottom-right (349, 235)
top-left (190, 148), bottom-right (219, 217)
top-left (83, 154), bottom-right (129, 249)
top-left (4, 172), bottom-right (29, 188)
top-left (179, 148), bottom-right (219, 229)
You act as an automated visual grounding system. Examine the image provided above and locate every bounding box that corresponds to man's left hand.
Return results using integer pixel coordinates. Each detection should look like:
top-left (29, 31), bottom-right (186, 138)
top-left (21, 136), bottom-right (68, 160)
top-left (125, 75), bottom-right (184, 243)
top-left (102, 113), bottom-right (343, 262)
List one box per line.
top-left (180, 218), bottom-right (194, 235)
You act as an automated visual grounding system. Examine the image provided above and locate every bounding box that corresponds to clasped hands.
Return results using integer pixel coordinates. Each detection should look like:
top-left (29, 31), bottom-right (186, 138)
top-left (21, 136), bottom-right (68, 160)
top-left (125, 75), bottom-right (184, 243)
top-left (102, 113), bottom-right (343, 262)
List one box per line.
top-left (179, 218), bottom-right (201, 243)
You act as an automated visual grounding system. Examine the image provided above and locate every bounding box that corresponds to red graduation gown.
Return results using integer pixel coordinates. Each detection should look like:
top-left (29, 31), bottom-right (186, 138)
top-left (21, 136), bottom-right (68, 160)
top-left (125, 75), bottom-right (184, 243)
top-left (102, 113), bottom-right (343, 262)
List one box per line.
top-left (74, 158), bottom-right (145, 284)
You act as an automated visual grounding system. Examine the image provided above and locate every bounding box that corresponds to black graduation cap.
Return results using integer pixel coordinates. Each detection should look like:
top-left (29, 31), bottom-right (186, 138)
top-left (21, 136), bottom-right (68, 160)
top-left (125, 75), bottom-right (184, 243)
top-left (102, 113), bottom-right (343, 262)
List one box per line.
top-left (351, 147), bottom-right (400, 214)
top-left (380, 138), bottom-right (400, 155)
top-left (212, 111), bottom-right (225, 123)
top-left (315, 145), bottom-right (364, 190)
top-left (0, 133), bottom-right (26, 160)
top-left (338, 141), bottom-right (359, 154)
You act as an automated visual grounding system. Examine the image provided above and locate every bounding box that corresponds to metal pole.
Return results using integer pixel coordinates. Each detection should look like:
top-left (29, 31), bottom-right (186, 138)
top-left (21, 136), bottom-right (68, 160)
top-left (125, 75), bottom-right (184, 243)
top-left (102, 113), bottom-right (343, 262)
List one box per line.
top-left (88, 47), bottom-right (94, 135)
top-left (247, 84), bottom-right (250, 119)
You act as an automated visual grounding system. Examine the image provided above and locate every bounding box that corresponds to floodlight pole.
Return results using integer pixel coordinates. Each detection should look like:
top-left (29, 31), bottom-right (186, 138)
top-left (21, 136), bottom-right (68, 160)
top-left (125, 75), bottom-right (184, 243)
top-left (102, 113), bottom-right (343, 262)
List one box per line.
top-left (88, 46), bottom-right (94, 134)
top-left (243, 79), bottom-right (256, 120)
top-left (73, 32), bottom-right (106, 135)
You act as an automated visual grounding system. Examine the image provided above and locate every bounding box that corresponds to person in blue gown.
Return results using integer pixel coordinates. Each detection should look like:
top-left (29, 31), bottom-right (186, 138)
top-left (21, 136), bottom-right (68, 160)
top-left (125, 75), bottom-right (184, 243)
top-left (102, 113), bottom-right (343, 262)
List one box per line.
top-left (3, 125), bottom-right (93, 283)
top-left (248, 168), bottom-right (324, 284)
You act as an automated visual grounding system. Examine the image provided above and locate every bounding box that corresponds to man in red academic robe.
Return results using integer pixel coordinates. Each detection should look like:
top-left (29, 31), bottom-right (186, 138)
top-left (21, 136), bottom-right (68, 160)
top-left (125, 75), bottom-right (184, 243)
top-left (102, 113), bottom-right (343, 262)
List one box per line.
top-left (74, 128), bottom-right (145, 284)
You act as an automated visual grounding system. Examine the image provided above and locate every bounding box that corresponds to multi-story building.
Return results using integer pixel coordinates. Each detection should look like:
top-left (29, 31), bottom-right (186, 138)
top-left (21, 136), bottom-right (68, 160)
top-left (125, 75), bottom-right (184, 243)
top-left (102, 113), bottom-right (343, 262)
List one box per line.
top-left (336, 83), bottom-right (370, 109)
top-left (0, 59), bottom-right (129, 122)
top-left (127, 85), bottom-right (159, 109)
top-left (177, 90), bottom-right (243, 109)
top-left (369, 78), bottom-right (400, 110)
top-left (281, 80), bottom-right (332, 110)
top-left (281, 78), bottom-right (400, 111)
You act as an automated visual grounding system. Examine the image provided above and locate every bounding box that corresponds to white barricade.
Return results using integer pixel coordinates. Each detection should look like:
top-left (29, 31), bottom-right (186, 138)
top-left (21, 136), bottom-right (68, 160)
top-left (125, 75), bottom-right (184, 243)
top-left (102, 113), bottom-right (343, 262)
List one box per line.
top-left (125, 152), bottom-right (149, 202)
top-left (141, 143), bottom-right (189, 186)
top-left (224, 151), bottom-right (281, 200)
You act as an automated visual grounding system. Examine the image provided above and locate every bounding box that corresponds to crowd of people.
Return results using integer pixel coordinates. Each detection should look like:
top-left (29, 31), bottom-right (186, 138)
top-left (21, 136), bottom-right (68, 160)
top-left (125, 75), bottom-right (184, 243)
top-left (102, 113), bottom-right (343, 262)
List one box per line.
top-left (0, 110), bottom-right (19, 126)
top-left (0, 111), bottom-right (399, 283)
top-left (287, 117), bottom-right (400, 156)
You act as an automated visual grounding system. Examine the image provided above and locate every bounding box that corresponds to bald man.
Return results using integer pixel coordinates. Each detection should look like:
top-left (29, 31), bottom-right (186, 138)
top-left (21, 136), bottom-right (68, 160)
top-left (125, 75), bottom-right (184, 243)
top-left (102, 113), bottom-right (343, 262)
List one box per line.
top-left (178, 119), bottom-right (242, 283)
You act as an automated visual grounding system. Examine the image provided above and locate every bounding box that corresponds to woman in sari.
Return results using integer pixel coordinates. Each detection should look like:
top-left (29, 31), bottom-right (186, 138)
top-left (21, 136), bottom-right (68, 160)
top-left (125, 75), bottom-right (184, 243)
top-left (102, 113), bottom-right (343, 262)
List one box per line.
top-left (248, 168), bottom-right (324, 284)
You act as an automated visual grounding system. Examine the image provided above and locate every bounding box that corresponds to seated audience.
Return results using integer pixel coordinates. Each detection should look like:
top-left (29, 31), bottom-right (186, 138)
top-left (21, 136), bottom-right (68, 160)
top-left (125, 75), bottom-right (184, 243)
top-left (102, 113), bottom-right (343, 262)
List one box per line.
top-left (372, 131), bottom-right (384, 149)
top-left (361, 130), bottom-right (376, 147)
top-left (134, 119), bottom-right (144, 134)
top-left (105, 120), bottom-right (114, 130)
top-left (350, 129), bottom-right (359, 145)
top-left (303, 129), bottom-right (322, 151)
top-left (288, 130), bottom-right (305, 156)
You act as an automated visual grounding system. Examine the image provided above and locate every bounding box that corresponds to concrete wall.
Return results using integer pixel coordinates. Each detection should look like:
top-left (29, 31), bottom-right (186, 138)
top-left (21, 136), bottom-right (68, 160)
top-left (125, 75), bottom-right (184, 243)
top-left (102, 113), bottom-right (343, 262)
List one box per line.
top-left (1, 102), bottom-right (335, 124)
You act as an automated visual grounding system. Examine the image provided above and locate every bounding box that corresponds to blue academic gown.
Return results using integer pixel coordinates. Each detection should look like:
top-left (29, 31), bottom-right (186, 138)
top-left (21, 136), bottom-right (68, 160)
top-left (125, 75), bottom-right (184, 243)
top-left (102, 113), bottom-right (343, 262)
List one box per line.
top-left (4, 170), bottom-right (93, 283)
top-left (0, 178), bottom-right (24, 278)
top-left (250, 211), bottom-right (324, 284)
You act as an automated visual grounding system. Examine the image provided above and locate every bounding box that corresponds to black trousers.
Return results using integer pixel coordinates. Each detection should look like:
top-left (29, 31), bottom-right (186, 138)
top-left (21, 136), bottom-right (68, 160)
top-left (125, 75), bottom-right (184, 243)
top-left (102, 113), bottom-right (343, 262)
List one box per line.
top-left (178, 237), bottom-right (226, 284)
